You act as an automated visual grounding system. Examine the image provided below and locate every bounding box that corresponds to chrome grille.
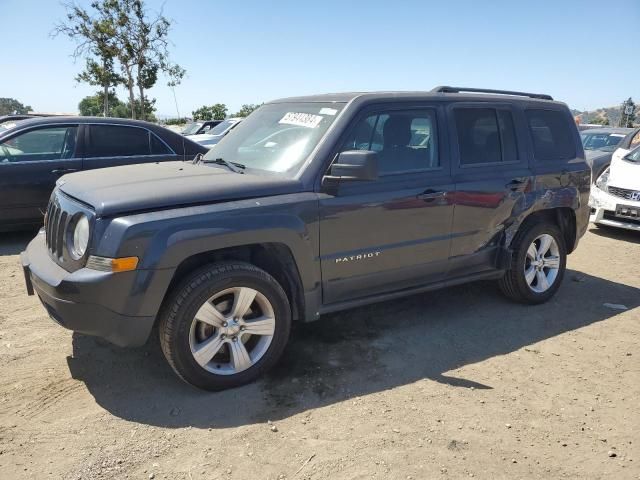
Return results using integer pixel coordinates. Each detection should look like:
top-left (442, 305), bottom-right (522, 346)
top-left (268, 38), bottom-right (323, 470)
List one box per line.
top-left (45, 196), bottom-right (69, 259)
top-left (608, 186), bottom-right (640, 201)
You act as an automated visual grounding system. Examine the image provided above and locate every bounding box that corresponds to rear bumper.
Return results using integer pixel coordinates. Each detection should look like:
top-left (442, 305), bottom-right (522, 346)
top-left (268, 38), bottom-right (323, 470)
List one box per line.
top-left (21, 231), bottom-right (162, 347)
top-left (589, 187), bottom-right (640, 232)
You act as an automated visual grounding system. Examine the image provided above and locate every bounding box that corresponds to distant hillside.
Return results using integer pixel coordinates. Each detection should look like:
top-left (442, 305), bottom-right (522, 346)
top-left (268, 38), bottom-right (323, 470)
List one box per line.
top-left (571, 105), bottom-right (633, 127)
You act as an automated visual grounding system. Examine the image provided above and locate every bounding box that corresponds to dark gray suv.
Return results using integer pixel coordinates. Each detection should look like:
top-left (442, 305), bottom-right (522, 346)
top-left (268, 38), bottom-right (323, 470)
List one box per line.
top-left (21, 87), bottom-right (590, 390)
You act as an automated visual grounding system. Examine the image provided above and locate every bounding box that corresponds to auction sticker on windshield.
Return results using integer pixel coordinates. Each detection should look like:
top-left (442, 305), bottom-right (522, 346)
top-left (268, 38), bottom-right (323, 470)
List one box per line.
top-left (279, 112), bottom-right (323, 128)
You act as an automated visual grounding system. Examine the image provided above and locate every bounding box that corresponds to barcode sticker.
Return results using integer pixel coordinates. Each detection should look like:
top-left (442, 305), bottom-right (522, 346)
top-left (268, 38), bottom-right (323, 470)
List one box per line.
top-left (279, 112), bottom-right (323, 128)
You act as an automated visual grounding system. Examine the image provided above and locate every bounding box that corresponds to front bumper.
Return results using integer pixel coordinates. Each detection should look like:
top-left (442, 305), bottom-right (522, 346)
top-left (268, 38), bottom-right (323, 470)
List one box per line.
top-left (21, 231), bottom-right (162, 347)
top-left (589, 187), bottom-right (640, 232)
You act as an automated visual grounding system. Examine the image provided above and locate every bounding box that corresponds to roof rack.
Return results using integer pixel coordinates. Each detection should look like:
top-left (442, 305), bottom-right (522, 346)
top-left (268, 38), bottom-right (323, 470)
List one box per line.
top-left (431, 86), bottom-right (553, 101)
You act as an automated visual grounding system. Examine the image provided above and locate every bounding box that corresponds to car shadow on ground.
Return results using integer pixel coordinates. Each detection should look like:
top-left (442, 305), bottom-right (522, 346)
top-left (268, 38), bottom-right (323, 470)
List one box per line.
top-left (66, 269), bottom-right (640, 429)
top-left (0, 229), bottom-right (38, 256)
top-left (588, 225), bottom-right (640, 244)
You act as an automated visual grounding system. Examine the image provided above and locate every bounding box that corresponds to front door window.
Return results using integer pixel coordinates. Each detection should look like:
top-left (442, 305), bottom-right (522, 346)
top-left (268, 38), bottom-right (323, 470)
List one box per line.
top-left (0, 126), bottom-right (78, 163)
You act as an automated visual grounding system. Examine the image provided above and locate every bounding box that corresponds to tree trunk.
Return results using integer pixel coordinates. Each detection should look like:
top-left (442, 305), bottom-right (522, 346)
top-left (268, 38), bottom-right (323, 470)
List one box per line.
top-left (138, 82), bottom-right (145, 121)
top-left (103, 83), bottom-right (109, 117)
top-left (126, 68), bottom-right (136, 119)
top-left (102, 59), bottom-right (109, 117)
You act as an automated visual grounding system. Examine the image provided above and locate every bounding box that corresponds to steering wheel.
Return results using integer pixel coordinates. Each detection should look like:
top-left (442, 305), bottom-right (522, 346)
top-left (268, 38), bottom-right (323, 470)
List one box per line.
top-left (1, 144), bottom-right (12, 162)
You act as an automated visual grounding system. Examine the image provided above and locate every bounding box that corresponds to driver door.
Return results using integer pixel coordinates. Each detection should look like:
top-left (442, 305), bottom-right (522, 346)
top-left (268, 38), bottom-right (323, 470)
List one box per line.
top-left (318, 104), bottom-right (454, 304)
top-left (0, 124), bottom-right (81, 229)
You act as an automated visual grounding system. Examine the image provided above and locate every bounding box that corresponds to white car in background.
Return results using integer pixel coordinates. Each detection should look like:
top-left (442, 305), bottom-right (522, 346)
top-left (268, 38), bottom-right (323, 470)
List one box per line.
top-left (590, 143), bottom-right (640, 231)
top-left (187, 118), bottom-right (242, 148)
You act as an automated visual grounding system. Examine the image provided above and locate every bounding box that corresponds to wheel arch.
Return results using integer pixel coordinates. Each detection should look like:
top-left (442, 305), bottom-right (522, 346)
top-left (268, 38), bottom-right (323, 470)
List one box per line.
top-left (158, 243), bottom-right (306, 325)
top-left (507, 207), bottom-right (577, 253)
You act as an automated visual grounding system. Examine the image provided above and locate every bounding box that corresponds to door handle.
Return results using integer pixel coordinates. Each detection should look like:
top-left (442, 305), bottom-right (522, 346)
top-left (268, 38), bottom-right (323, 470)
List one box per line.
top-left (51, 168), bottom-right (78, 175)
top-left (505, 179), bottom-right (526, 191)
top-left (417, 190), bottom-right (446, 202)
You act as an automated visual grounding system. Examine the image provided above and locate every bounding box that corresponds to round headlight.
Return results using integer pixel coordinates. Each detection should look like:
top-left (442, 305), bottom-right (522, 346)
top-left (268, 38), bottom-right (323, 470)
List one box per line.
top-left (72, 215), bottom-right (90, 258)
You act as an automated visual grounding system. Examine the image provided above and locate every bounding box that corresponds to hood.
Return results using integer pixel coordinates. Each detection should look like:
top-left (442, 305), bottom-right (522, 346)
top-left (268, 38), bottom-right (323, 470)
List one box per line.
top-left (585, 149), bottom-right (611, 166)
top-left (192, 133), bottom-right (224, 146)
top-left (608, 148), bottom-right (639, 191)
top-left (585, 149), bottom-right (611, 161)
top-left (57, 161), bottom-right (303, 217)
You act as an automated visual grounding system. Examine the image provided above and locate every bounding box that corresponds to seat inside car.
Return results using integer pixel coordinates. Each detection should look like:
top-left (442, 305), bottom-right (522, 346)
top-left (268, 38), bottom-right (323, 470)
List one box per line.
top-left (379, 115), bottom-right (423, 173)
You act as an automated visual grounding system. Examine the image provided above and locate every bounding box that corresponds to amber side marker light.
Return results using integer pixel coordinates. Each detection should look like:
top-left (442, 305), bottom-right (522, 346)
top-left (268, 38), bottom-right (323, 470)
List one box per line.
top-left (86, 256), bottom-right (139, 273)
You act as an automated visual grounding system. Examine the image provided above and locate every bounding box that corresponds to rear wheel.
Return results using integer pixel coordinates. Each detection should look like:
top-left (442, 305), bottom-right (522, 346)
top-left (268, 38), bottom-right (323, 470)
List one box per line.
top-left (159, 262), bottom-right (291, 390)
top-left (499, 222), bottom-right (566, 304)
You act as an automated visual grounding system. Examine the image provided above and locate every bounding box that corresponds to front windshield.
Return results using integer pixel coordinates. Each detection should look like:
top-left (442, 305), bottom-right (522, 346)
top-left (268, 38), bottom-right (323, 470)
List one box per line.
top-left (624, 145), bottom-right (640, 164)
top-left (208, 119), bottom-right (236, 136)
top-left (203, 102), bottom-right (345, 174)
top-left (182, 122), bottom-right (203, 135)
top-left (581, 132), bottom-right (626, 152)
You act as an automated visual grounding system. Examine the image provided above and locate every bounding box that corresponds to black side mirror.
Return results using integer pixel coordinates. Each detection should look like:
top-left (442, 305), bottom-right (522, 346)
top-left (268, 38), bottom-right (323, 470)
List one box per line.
top-left (328, 150), bottom-right (379, 181)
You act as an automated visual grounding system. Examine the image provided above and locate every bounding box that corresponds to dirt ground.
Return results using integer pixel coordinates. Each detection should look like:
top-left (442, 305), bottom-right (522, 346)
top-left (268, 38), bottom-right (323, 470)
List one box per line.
top-left (0, 226), bottom-right (638, 480)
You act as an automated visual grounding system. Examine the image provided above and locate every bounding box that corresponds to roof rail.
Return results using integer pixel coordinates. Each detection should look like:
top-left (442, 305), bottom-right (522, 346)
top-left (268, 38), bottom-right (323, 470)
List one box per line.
top-left (431, 86), bottom-right (553, 101)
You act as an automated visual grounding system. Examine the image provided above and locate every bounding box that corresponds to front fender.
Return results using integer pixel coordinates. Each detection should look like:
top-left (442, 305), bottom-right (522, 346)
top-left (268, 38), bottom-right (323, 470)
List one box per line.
top-left (92, 193), bottom-right (321, 315)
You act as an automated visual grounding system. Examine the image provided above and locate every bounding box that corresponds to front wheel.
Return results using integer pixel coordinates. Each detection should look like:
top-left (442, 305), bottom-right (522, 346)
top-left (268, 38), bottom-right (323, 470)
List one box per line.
top-left (159, 262), bottom-right (291, 390)
top-left (499, 222), bottom-right (567, 304)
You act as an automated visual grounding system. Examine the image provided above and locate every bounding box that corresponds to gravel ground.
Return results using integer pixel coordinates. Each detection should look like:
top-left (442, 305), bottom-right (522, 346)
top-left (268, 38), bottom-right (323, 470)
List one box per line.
top-left (0, 226), bottom-right (638, 480)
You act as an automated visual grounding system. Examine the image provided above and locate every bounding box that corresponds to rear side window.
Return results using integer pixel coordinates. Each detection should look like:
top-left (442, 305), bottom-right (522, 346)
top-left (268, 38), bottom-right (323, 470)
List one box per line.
top-left (454, 108), bottom-right (518, 165)
top-left (86, 125), bottom-right (150, 158)
top-left (150, 133), bottom-right (172, 154)
top-left (525, 109), bottom-right (576, 161)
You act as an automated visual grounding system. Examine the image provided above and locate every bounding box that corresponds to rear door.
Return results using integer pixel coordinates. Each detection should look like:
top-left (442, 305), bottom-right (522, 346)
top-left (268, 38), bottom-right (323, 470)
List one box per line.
top-left (525, 107), bottom-right (590, 232)
top-left (0, 124), bottom-right (81, 228)
top-left (448, 103), bottom-right (532, 276)
top-left (83, 124), bottom-right (179, 171)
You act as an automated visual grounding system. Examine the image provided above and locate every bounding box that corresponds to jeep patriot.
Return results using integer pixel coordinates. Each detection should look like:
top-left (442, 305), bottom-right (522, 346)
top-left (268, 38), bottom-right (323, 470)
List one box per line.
top-left (21, 87), bottom-right (590, 390)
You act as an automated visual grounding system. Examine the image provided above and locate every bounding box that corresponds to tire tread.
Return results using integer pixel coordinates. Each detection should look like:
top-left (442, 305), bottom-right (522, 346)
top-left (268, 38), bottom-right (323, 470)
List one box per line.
top-left (499, 220), bottom-right (566, 304)
top-left (158, 261), bottom-right (290, 390)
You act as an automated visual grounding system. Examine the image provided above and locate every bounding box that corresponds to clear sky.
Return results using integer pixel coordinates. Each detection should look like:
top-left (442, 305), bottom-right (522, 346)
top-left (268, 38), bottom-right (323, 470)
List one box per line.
top-left (1, 0), bottom-right (639, 117)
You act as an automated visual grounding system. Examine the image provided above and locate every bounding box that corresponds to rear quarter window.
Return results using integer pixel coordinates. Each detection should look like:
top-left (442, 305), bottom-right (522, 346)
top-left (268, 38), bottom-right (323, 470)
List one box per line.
top-left (150, 133), bottom-right (172, 154)
top-left (525, 109), bottom-right (576, 161)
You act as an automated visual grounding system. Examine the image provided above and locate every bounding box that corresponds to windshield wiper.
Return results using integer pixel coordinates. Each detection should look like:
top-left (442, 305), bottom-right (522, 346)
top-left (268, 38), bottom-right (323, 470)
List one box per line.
top-left (202, 157), bottom-right (245, 173)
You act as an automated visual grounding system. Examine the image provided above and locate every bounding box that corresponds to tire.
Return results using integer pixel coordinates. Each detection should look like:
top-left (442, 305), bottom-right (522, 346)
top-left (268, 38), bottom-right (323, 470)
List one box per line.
top-left (499, 221), bottom-right (567, 304)
top-left (159, 262), bottom-right (291, 391)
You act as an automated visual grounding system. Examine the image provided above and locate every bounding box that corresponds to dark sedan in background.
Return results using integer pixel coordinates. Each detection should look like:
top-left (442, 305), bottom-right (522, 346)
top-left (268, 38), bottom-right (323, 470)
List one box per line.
top-left (580, 127), bottom-right (632, 180)
top-left (0, 116), bottom-right (208, 231)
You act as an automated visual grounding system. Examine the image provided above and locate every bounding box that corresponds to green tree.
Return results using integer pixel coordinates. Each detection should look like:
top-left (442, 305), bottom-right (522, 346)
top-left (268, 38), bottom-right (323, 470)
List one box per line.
top-left (592, 116), bottom-right (610, 126)
top-left (78, 90), bottom-right (121, 116)
top-left (77, 91), bottom-right (151, 119)
top-left (127, 97), bottom-right (157, 122)
top-left (52, 2), bottom-right (122, 116)
top-left (192, 104), bottom-right (227, 121)
top-left (0, 98), bottom-right (32, 115)
top-left (105, 0), bottom-right (184, 120)
top-left (55, 0), bottom-right (185, 120)
top-left (233, 103), bottom-right (262, 117)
